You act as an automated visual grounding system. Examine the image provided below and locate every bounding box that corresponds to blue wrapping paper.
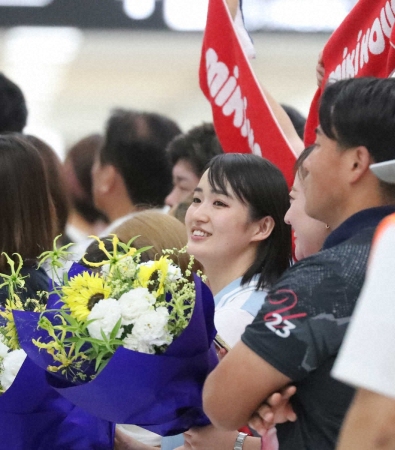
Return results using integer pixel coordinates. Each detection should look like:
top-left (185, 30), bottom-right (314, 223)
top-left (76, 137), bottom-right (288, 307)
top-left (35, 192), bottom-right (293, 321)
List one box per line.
top-left (15, 274), bottom-right (218, 436)
top-left (0, 356), bottom-right (115, 449)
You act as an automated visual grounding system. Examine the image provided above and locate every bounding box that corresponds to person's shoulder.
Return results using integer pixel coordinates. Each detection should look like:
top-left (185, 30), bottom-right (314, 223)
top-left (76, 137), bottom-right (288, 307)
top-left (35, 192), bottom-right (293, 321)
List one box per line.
top-left (268, 249), bottom-right (351, 302)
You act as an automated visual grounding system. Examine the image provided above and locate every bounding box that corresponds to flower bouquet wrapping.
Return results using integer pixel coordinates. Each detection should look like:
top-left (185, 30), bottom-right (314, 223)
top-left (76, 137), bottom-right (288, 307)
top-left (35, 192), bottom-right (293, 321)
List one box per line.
top-left (15, 236), bottom-right (218, 436)
top-left (0, 254), bottom-right (114, 450)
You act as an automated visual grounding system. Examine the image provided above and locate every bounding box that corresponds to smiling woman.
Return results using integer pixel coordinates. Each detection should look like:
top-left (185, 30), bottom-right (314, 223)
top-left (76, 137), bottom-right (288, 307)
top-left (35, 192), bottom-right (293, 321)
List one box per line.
top-left (186, 153), bottom-right (291, 299)
top-left (160, 153), bottom-right (292, 450)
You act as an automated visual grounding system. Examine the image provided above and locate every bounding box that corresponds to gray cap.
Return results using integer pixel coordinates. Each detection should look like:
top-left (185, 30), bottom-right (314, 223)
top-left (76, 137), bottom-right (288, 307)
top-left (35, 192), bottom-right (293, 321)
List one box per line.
top-left (370, 160), bottom-right (395, 184)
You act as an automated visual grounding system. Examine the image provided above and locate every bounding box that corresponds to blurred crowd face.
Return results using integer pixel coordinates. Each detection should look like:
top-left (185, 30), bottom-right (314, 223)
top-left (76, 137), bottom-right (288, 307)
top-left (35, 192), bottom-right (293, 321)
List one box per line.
top-left (91, 154), bottom-right (106, 213)
top-left (165, 159), bottom-right (200, 208)
top-left (284, 172), bottom-right (329, 261)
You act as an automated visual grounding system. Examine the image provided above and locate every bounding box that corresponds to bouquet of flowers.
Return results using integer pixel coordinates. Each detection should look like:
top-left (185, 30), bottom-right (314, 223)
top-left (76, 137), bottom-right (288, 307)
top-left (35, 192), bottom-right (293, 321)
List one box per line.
top-left (0, 253), bottom-right (114, 449)
top-left (15, 235), bottom-right (217, 436)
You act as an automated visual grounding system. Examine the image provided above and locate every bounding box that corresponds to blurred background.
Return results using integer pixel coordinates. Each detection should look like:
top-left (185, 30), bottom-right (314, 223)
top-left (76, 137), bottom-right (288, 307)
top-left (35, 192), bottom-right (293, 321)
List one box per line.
top-left (0, 0), bottom-right (357, 157)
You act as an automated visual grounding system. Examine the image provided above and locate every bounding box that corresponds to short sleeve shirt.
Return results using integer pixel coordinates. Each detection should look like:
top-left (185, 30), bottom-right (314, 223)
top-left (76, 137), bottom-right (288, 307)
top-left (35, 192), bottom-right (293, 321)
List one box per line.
top-left (242, 206), bottom-right (395, 450)
top-left (214, 275), bottom-right (267, 348)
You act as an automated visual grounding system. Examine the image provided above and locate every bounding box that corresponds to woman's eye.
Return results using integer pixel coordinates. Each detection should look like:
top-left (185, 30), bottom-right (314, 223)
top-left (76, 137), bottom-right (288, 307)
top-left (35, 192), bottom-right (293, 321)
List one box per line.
top-left (213, 200), bottom-right (227, 207)
top-left (192, 197), bottom-right (201, 204)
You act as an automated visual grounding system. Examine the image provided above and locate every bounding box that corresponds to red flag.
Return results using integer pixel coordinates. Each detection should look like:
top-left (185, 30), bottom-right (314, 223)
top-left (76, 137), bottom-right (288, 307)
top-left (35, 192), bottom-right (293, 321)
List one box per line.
top-left (199, 0), bottom-right (297, 187)
top-left (305, 0), bottom-right (395, 146)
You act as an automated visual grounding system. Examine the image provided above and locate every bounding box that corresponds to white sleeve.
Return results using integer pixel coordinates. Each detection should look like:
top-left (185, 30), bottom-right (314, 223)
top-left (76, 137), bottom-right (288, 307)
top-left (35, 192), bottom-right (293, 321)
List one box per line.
top-left (214, 308), bottom-right (255, 349)
top-left (332, 220), bottom-right (395, 399)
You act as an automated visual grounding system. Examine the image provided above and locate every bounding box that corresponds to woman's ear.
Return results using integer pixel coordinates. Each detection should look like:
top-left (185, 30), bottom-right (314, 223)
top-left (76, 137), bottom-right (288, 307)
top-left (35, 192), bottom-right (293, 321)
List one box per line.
top-left (98, 164), bottom-right (117, 193)
top-left (251, 216), bottom-right (275, 243)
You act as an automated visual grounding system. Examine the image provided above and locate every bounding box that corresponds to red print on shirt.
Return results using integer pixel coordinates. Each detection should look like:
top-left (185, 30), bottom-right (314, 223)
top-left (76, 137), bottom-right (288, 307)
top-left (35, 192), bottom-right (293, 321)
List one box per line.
top-left (263, 289), bottom-right (307, 338)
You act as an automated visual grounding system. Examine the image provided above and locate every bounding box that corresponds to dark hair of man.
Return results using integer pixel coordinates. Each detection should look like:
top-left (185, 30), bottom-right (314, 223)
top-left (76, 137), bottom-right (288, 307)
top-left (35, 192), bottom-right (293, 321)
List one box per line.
top-left (0, 134), bottom-right (55, 272)
top-left (0, 74), bottom-right (28, 133)
top-left (166, 123), bottom-right (223, 177)
top-left (319, 77), bottom-right (395, 199)
top-left (100, 109), bottom-right (177, 207)
top-left (64, 134), bottom-right (108, 224)
top-left (320, 77), bottom-right (395, 161)
top-left (207, 153), bottom-right (292, 289)
top-left (103, 109), bottom-right (181, 152)
top-left (294, 145), bottom-right (316, 180)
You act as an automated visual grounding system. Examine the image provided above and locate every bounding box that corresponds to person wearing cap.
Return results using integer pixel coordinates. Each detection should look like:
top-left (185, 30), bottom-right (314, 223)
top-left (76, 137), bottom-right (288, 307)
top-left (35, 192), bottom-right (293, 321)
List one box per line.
top-left (201, 77), bottom-right (395, 450)
top-left (332, 208), bottom-right (395, 449)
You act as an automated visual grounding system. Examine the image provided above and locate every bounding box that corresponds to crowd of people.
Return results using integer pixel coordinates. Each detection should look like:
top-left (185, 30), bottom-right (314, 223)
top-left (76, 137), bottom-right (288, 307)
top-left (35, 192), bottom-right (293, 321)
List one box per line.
top-left (1, 5), bottom-right (395, 448)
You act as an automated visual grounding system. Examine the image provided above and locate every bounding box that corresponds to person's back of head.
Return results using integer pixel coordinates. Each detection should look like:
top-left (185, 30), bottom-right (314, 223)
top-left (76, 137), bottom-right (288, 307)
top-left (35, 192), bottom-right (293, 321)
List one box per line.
top-left (0, 134), bottom-right (55, 271)
top-left (64, 134), bottom-right (108, 225)
top-left (82, 210), bottom-right (202, 274)
top-left (99, 109), bottom-right (176, 209)
top-left (0, 74), bottom-right (27, 133)
top-left (320, 77), bottom-right (395, 202)
top-left (104, 108), bottom-right (181, 153)
top-left (281, 104), bottom-right (306, 141)
top-left (114, 210), bottom-right (193, 271)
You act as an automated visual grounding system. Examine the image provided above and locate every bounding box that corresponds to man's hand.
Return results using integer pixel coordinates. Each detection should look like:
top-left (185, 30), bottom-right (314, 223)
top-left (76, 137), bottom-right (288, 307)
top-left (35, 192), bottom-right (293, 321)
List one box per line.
top-left (181, 425), bottom-right (239, 450)
top-left (249, 385), bottom-right (297, 435)
top-left (114, 427), bottom-right (159, 450)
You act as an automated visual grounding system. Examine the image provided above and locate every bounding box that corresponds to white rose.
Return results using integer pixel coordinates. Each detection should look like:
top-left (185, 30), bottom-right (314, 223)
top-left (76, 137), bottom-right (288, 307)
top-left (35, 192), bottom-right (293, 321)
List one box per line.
top-left (123, 334), bottom-right (155, 354)
top-left (87, 298), bottom-right (123, 340)
top-left (132, 307), bottom-right (173, 347)
top-left (0, 349), bottom-right (26, 391)
top-left (166, 263), bottom-right (182, 282)
top-left (118, 288), bottom-right (156, 325)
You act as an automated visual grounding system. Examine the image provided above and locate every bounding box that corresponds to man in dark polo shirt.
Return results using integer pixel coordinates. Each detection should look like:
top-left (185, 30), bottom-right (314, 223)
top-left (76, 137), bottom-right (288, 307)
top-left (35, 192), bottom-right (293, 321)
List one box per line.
top-left (202, 77), bottom-right (395, 450)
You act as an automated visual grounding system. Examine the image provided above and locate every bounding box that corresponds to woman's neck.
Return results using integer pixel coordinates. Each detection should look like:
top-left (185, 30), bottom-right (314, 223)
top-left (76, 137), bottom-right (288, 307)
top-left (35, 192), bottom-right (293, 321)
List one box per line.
top-left (203, 251), bottom-right (256, 296)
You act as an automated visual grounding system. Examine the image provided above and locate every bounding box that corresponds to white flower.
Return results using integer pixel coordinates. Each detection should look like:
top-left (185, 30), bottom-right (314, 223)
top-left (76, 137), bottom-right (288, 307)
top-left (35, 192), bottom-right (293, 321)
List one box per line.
top-left (123, 334), bottom-right (155, 354)
top-left (117, 256), bottom-right (138, 278)
top-left (118, 288), bottom-right (156, 325)
top-left (139, 261), bottom-right (155, 268)
top-left (87, 298), bottom-right (123, 340)
top-left (0, 349), bottom-right (26, 391)
top-left (101, 263), bottom-right (111, 277)
top-left (0, 335), bottom-right (9, 359)
top-left (166, 263), bottom-right (182, 282)
top-left (131, 307), bottom-right (173, 348)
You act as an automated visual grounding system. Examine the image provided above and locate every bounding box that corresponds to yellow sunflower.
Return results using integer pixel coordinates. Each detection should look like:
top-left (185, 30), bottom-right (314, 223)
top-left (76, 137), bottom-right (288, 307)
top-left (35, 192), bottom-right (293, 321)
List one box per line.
top-left (62, 272), bottom-right (111, 321)
top-left (136, 256), bottom-right (169, 297)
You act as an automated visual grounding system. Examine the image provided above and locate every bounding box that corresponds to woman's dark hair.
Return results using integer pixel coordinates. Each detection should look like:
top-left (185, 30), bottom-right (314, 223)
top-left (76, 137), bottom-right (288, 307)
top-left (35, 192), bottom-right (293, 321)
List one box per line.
top-left (0, 134), bottom-right (56, 271)
top-left (25, 134), bottom-right (70, 237)
top-left (207, 153), bottom-right (292, 289)
top-left (294, 145), bottom-right (316, 180)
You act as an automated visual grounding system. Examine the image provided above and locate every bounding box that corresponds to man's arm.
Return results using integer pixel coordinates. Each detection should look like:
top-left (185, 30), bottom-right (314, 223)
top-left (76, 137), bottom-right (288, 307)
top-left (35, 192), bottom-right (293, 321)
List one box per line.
top-left (337, 388), bottom-right (395, 450)
top-left (203, 340), bottom-right (291, 431)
